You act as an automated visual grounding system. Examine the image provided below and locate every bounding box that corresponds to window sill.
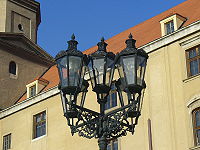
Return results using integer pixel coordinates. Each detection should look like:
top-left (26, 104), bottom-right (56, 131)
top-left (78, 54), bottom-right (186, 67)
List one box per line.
top-left (9, 73), bottom-right (18, 79)
top-left (32, 134), bottom-right (46, 142)
top-left (183, 73), bottom-right (200, 83)
top-left (190, 145), bottom-right (200, 150)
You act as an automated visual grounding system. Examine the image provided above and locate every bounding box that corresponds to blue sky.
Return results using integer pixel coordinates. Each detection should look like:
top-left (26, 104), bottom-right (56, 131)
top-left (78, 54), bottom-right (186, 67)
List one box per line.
top-left (37, 0), bottom-right (186, 57)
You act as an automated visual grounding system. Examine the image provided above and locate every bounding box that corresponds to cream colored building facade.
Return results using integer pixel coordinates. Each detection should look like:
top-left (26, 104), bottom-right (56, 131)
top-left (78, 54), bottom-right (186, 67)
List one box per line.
top-left (1, 0), bottom-right (200, 150)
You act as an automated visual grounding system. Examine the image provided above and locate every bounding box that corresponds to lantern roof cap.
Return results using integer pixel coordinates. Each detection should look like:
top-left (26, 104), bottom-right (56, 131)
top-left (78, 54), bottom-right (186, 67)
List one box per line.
top-left (90, 37), bottom-right (115, 60)
top-left (55, 34), bottom-right (87, 60)
top-left (116, 34), bottom-right (148, 58)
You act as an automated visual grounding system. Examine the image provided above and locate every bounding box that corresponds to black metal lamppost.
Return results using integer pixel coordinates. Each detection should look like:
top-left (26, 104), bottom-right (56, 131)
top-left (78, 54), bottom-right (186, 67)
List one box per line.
top-left (55, 33), bottom-right (148, 150)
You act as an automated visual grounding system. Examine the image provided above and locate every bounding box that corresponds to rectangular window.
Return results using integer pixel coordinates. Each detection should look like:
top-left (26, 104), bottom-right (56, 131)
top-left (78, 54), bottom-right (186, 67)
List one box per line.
top-left (186, 45), bottom-right (200, 77)
top-left (107, 139), bottom-right (118, 150)
top-left (3, 134), bottom-right (11, 150)
top-left (165, 21), bottom-right (174, 35)
top-left (105, 83), bottom-right (117, 110)
top-left (33, 111), bottom-right (46, 139)
top-left (30, 85), bottom-right (36, 97)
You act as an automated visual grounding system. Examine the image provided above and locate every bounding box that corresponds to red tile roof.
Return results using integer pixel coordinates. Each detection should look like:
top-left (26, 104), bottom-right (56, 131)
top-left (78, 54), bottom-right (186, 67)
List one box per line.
top-left (17, 0), bottom-right (200, 103)
top-left (17, 65), bottom-right (59, 102)
top-left (84, 0), bottom-right (200, 55)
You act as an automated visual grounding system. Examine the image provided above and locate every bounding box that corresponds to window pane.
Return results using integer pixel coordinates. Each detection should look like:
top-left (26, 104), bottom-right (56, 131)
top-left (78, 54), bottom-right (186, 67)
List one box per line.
top-left (105, 95), bottom-right (111, 110)
top-left (3, 134), bottom-right (11, 150)
top-left (34, 111), bottom-right (46, 138)
top-left (190, 60), bottom-right (199, 76)
top-left (189, 49), bottom-right (197, 58)
top-left (9, 61), bottom-right (16, 75)
top-left (166, 21), bottom-right (174, 35)
top-left (113, 140), bottom-right (118, 150)
top-left (30, 85), bottom-right (36, 97)
top-left (197, 129), bottom-right (200, 145)
top-left (111, 93), bottom-right (117, 107)
top-left (107, 144), bottom-right (111, 150)
top-left (196, 111), bottom-right (200, 127)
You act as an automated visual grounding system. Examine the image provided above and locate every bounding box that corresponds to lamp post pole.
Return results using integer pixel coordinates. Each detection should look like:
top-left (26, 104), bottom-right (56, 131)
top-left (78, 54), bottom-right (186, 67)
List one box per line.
top-left (55, 34), bottom-right (148, 150)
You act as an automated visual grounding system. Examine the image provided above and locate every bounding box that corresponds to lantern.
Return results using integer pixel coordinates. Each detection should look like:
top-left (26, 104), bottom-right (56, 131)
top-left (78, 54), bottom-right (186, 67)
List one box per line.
top-left (116, 33), bottom-right (148, 95)
top-left (88, 37), bottom-right (115, 102)
top-left (55, 34), bottom-right (88, 118)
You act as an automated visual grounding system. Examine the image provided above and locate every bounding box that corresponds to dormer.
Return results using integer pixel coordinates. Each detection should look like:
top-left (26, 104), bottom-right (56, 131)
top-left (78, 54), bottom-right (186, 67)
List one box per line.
top-left (26, 78), bottom-right (49, 98)
top-left (160, 13), bottom-right (187, 36)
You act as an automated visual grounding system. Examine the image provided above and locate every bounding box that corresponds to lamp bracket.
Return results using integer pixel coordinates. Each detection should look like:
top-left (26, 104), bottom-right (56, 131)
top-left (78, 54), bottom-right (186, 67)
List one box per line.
top-left (67, 103), bottom-right (139, 140)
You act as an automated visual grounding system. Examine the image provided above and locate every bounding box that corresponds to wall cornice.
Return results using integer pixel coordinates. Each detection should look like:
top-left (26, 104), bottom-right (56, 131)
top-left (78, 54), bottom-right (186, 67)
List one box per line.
top-left (0, 86), bottom-right (59, 119)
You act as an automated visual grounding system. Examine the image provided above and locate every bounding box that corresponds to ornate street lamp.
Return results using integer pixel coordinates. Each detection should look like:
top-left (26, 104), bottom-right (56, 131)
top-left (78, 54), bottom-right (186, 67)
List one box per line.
top-left (88, 37), bottom-right (115, 112)
top-left (55, 34), bottom-right (148, 150)
top-left (55, 34), bottom-right (89, 118)
top-left (115, 33), bottom-right (148, 119)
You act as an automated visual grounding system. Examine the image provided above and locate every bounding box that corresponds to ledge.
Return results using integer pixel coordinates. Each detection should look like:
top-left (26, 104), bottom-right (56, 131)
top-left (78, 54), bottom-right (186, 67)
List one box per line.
top-left (183, 74), bottom-right (200, 83)
top-left (0, 86), bottom-right (59, 119)
top-left (190, 146), bottom-right (200, 150)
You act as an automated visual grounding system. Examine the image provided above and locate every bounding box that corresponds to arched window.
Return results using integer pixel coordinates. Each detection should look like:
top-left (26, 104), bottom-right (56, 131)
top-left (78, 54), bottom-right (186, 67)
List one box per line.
top-left (9, 61), bottom-right (17, 75)
top-left (193, 108), bottom-right (200, 145)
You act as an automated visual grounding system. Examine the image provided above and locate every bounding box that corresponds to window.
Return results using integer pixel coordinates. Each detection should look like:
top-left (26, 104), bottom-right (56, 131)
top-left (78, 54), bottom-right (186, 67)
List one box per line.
top-left (105, 83), bottom-right (117, 110)
top-left (3, 134), bottom-right (11, 150)
top-left (186, 45), bottom-right (200, 77)
top-left (33, 111), bottom-right (46, 139)
top-left (193, 108), bottom-right (200, 146)
top-left (18, 24), bottom-right (24, 31)
top-left (30, 85), bottom-right (36, 97)
top-left (107, 139), bottom-right (118, 150)
top-left (9, 61), bottom-right (17, 75)
top-left (165, 21), bottom-right (174, 35)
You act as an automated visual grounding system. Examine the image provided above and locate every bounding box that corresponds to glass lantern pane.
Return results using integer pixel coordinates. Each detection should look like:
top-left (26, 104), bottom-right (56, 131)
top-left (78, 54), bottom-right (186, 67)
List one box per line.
top-left (136, 56), bottom-right (146, 86)
top-left (122, 56), bottom-right (136, 85)
top-left (105, 58), bottom-right (115, 86)
top-left (93, 58), bottom-right (105, 85)
top-left (87, 61), bottom-right (95, 88)
top-left (76, 91), bottom-right (86, 107)
top-left (80, 65), bottom-right (87, 85)
top-left (56, 56), bottom-right (68, 88)
top-left (68, 56), bottom-right (82, 87)
top-left (118, 66), bottom-right (125, 84)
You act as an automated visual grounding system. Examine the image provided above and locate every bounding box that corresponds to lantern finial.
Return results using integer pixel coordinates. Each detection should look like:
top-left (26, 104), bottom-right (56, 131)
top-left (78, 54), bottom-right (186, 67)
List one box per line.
top-left (71, 33), bottom-right (75, 40)
top-left (125, 33), bottom-right (136, 48)
top-left (67, 34), bottom-right (78, 50)
top-left (101, 37), bottom-right (105, 42)
top-left (128, 33), bottom-right (133, 39)
top-left (97, 37), bottom-right (108, 52)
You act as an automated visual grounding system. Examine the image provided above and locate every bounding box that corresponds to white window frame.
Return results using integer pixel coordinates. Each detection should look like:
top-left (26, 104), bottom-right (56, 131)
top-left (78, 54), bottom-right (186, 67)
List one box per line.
top-left (2, 133), bottom-right (11, 150)
top-left (26, 80), bottom-right (38, 98)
